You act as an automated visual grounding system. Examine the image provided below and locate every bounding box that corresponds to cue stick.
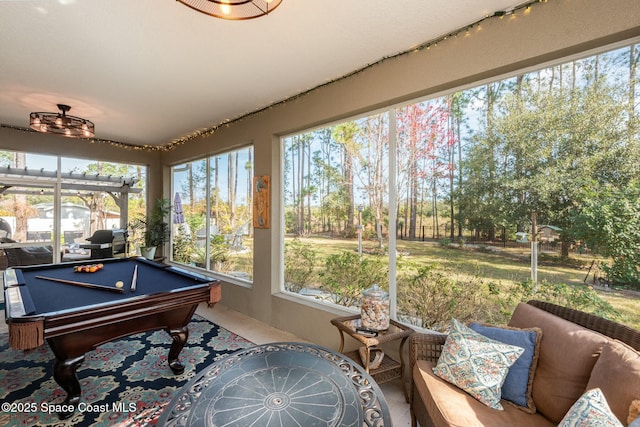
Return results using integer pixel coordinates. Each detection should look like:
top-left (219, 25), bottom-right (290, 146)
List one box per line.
top-left (35, 275), bottom-right (125, 294)
top-left (130, 265), bottom-right (138, 292)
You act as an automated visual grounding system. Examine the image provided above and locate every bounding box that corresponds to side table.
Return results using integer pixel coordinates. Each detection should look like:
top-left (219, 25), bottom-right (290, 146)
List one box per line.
top-left (331, 314), bottom-right (413, 400)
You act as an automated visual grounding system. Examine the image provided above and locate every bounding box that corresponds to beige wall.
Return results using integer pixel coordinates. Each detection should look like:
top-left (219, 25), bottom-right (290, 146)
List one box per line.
top-left (2, 0), bottom-right (640, 349)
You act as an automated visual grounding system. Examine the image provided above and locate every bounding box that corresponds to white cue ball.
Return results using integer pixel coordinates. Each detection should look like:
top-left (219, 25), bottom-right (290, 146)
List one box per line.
top-left (115, 281), bottom-right (124, 288)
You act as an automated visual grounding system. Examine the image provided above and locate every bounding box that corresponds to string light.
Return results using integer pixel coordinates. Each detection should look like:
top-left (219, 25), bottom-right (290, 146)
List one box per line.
top-left (0, 0), bottom-right (549, 153)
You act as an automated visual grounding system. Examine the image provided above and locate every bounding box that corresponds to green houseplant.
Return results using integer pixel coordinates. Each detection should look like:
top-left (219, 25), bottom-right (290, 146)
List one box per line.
top-left (131, 198), bottom-right (171, 260)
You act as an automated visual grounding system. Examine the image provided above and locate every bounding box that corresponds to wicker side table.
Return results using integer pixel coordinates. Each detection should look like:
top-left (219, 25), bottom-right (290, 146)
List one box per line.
top-left (331, 314), bottom-right (413, 400)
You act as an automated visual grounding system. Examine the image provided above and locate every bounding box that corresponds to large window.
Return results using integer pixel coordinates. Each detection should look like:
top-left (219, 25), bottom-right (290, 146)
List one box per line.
top-left (282, 41), bottom-right (640, 329)
top-left (171, 146), bottom-right (254, 282)
top-left (0, 150), bottom-right (144, 268)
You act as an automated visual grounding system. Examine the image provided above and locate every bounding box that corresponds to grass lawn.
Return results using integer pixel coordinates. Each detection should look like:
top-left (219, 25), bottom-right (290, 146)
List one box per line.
top-left (287, 236), bottom-right (640, 330)
top-left (596, 289), bottom-right (640, 331)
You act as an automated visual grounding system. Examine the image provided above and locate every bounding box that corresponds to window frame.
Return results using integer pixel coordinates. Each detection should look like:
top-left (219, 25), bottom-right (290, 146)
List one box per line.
top-left (278, 37), bottom-right (640, 320)
top-left (170, 145), bottom-right (255, 287)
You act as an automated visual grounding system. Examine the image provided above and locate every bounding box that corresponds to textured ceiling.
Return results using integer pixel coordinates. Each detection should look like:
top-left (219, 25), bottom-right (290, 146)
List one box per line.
top-left (0, 0), bottom-right (526, 147)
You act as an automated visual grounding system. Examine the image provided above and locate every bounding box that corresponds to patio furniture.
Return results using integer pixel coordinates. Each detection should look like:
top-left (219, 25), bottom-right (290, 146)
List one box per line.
top-left (409, 300), bottom-right (640, 427)
top-left (331, 314), bottom-right (414, 399)
top-left (80, 229), bottom-right (128, 259)
top-left (158, 342), bottom-right (392, 427)
top-left (0, 237), bottom-right (53, 267)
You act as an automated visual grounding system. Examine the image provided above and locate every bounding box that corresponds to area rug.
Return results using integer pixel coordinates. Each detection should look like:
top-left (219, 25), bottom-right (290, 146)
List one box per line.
top-left (0, 315), bottom-right (253, 427)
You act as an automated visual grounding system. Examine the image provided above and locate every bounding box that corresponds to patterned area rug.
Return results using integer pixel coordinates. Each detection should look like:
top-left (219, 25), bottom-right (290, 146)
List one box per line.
top-left (0, 315), bottom-right (253, 427)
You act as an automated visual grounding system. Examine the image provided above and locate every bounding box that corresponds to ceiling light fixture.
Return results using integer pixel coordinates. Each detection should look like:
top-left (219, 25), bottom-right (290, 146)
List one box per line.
top-left (176, 0), bottom-right (282, 20)
top-left (29, 104), bottom-right (95, 138)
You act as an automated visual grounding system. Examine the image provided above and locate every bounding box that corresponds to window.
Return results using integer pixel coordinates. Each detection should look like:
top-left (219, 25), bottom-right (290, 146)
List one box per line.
top-left (171, 146), bottom-right (254, 282)
top-left (282, 113), bottom-right (390, 305)
top-left (0, 150), bottom-right (144, 266)
top-left (282, 41), bottom-right (640, 328)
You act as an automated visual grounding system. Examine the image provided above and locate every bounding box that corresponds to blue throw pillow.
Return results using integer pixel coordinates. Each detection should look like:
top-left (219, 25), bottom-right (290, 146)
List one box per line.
top-left (433, 319), bottom-right (525, 410)
top-left (469, 322), bottom-right (541, 413)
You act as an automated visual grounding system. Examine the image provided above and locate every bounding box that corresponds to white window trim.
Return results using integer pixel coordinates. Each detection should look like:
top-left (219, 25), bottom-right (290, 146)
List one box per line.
top-left (277, 37), bottom-right (640, 321)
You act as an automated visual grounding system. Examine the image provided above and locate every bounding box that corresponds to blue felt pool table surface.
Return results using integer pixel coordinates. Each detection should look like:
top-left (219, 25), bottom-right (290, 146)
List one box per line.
top-left (3, 256), bottom-right (221, 419)
top-left (7, 257), bottom-right (213, 316)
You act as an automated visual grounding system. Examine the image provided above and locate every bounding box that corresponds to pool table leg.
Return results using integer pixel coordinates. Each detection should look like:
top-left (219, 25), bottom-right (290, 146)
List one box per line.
top-left (53, 355), bottom-right (85, 419)
top-left (167, 325), bottom-right (189, 375)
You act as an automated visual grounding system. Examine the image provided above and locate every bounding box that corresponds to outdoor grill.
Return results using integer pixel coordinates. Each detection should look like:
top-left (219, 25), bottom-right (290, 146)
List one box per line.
top-left (80, 229), bottom-right (129, 259)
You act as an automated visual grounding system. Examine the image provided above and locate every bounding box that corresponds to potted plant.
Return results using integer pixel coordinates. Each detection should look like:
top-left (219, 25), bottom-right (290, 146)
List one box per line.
top-left (130, 198), bottom-right (171, 260)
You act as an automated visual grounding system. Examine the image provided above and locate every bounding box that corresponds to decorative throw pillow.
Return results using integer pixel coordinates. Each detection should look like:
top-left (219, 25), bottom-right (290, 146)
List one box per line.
top-left (630, 400), bottom-right (640, 426)
top-left (469, 322), bottom-right (541, 413)
top-left (432, 318), bottom-right (524, 410)
top-left (586, 339), bottom-right (640, 424)
top-left (558, 388), bottom-right (623, 427)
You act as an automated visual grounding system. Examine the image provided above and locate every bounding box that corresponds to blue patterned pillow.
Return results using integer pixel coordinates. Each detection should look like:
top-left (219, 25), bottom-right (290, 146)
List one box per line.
top-left (469, 322), bottom-right (541, 413)
top-left (433, 319), bottom-right (524, 410)
top-left (558, 388), bottom-right (623, 427)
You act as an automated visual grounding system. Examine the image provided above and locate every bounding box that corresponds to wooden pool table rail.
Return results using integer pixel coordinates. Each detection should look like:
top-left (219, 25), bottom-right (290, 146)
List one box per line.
top-left (3, 261), bottom-right (221, 419)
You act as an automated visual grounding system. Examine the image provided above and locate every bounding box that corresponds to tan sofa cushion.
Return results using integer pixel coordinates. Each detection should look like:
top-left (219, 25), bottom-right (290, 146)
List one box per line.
top-left (508, 303), bottom-right (609, 423)
top-left (586, 340), bottom-right (640, 425)
top-left (413, 360), bottom-right (554, 427)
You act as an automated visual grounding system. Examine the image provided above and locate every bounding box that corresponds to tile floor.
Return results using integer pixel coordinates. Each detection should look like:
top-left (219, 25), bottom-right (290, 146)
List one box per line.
top-left (0, 301), bottom-right (411, 426)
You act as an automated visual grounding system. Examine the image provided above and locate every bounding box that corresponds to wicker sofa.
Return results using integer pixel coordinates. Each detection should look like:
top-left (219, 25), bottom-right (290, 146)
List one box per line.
top-left (0, 237), bottom-right (53, 267)
top-left (409, 300), bottom-right (640, 427)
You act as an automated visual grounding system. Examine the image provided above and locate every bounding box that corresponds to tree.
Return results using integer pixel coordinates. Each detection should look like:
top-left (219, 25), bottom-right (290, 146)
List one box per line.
top-left (572, 182), bottom-right (640, 287)
top-left (397, 99), bottom-right (453, 239)
top-left (11, 152), bottom-right (29, 241)
top-left (457, 81), bottom-right (513, 241)
top-left (245, 150), bottom-right (253, 236)
top-left (461, 50), bottom-right (635, 256)
top-left (332, 122), bottom-right (360, 235)
top-left (311, 128), bottom-right (338, 233)
top-left (287, 133), bottom-right (315, 236)
top-left (228, 151), bottom-right (236, 231)
top-left (355, 113), bottom-right (388, 247)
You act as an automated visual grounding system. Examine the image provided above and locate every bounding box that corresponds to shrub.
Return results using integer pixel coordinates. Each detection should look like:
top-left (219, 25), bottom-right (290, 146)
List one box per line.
top-left (284, 239), bottom-right (318, 293)
top-left (210, 235), bottom-right (230, 270)
top-left (319, 251), bottom-right (387, 307)
top-left (497, 279), bottom-right (619, 320)
top-left (397, 264), bottom-right (493, 331)
top-left (438, 238), bottom-right (451, 247)
top-left (397, 262), bottom-right (619, 331)
top-left (172, 224), bottom-right (193, 263)
top-left (190, 235), bottom-right (231, 273)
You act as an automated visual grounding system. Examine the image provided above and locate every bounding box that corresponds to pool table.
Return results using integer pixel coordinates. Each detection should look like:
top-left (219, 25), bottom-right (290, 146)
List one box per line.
top-left (3, 257), bottom-right (221, 419)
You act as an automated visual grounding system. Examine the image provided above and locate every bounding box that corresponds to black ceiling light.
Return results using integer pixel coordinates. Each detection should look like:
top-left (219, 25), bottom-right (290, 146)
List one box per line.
top-left (30, 104), bottom-right (95, 138)
top-left (176, 0), bottom-right (283, 20)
